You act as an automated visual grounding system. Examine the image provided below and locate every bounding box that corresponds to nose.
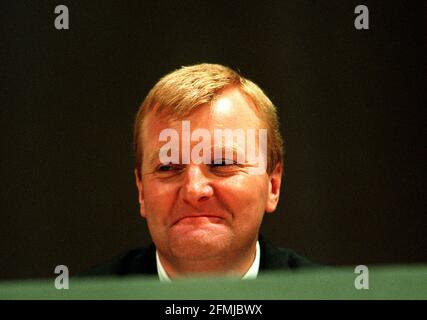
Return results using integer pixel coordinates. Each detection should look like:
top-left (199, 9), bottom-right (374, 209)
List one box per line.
top-left (179, 165), bottom-right (213, 205)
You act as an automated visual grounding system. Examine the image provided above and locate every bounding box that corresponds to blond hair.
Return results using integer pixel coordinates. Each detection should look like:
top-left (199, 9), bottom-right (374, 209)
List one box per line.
top-left (134, 63), bottom-right (283, 178)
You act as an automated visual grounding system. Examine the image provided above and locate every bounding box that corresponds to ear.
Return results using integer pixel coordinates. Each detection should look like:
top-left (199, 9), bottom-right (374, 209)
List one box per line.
top-left (134, 168), bottom-right (146, 218)
top-left (265, 163), bottom-right (282, 213)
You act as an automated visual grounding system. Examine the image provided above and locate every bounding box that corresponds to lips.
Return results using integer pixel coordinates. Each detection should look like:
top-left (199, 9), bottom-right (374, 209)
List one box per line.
top-left (172, 214), bottom-right (224, 226)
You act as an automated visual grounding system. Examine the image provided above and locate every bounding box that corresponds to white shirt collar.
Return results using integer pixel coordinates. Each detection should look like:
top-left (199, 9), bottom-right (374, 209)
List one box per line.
top-left (156, 241), bottom-right (260, 282)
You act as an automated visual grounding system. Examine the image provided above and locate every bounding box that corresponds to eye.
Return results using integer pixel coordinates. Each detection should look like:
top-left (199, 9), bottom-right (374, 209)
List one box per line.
top-left (158, 165), bottom-right (173, 171)
top-left (156, 163), bottom-right (183, 172)
top-left (209, 159), bottom-right (239, 168)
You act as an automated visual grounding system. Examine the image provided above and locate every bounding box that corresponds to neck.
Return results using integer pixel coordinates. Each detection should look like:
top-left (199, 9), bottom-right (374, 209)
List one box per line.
top-left (158, 241), bottom-right (258, 279)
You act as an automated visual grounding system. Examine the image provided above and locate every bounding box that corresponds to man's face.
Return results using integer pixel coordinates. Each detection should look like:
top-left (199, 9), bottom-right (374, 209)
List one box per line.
top-left (135, 87), bottom-right (282, 263)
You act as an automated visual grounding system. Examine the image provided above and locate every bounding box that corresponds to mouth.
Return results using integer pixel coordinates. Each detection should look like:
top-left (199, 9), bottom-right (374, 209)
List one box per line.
top-left (172, 215), bottom-right (224, 226)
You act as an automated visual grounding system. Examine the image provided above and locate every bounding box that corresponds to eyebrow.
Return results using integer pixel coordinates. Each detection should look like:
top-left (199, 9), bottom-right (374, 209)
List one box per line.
top-left (147, 148), bottom-right (177, 167)
top-left (147, 152), bottom-right (160, 167)
top-left (211, 144), bottom-right (246, 160)
top-left (145, 145), bottom-right (246, 167)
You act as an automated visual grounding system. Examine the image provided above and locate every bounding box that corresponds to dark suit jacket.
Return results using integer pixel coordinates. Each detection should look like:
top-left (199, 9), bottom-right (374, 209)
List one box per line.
top-left (79, 236), bottom-right (317, 277)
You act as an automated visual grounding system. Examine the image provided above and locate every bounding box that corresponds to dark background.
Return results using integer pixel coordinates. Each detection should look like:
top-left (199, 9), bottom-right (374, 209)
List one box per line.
top-left (0, 1), bottom-right (425, 280)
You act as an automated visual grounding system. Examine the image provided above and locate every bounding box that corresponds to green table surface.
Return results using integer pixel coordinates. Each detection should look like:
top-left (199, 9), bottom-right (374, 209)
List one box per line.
top-left (1, 265), bottom-right (426, 300)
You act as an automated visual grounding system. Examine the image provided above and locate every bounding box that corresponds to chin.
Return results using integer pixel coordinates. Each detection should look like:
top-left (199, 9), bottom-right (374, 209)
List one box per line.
top-left (168, 229), bottom-right (232, 259)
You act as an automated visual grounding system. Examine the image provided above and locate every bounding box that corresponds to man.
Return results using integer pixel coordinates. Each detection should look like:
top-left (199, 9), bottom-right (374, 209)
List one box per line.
top-left (81, 63), bottom-right (315, 280)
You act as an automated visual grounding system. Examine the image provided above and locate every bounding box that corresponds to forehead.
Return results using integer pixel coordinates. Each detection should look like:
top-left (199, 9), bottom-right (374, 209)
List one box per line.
top-left (142, 88), bottom-right (265, 165)
top-left (142, 87), bottom-right (262, 149)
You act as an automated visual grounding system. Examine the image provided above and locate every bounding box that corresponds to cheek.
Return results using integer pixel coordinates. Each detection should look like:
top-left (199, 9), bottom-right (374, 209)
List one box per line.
top-left (143, 180), bottom-right (178, 222)
top-left (215, 175), bottom-right (269, 213)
